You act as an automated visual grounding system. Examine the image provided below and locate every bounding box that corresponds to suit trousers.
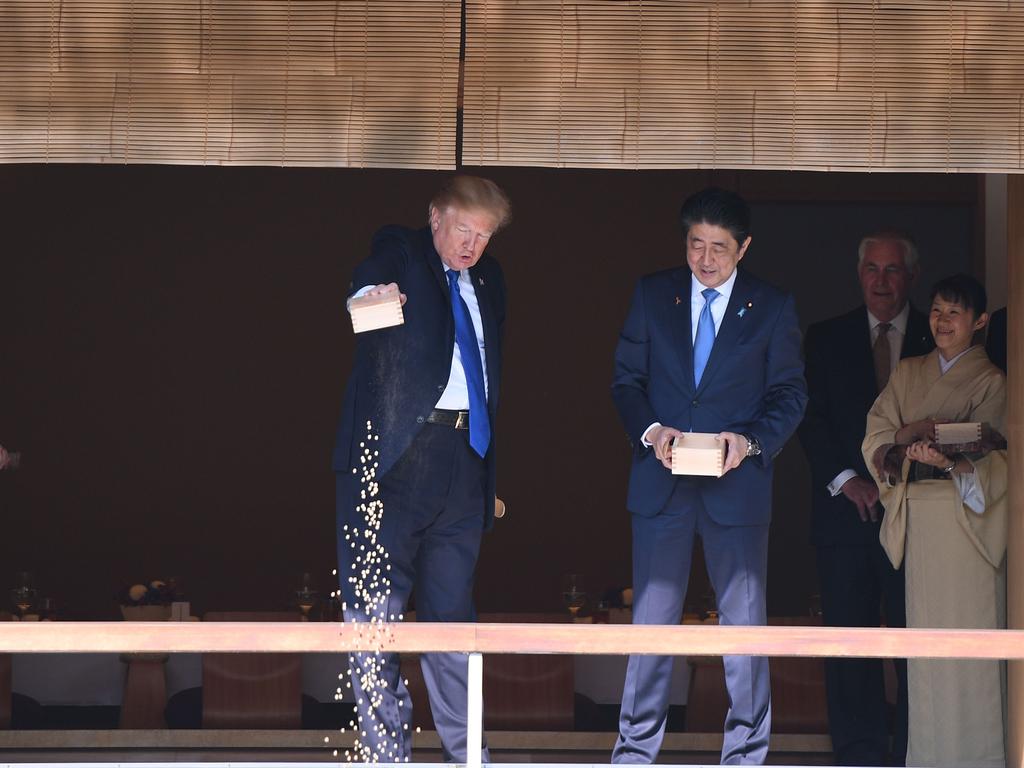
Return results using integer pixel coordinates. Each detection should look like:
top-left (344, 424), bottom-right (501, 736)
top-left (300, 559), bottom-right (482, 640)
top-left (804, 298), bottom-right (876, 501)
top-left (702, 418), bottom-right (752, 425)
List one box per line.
top-left (338, 423), bottom-right (489, 763)
top-left (817, 542), bottom-right (908, 766)
top-left (613, 477), bottom-right (772, 765)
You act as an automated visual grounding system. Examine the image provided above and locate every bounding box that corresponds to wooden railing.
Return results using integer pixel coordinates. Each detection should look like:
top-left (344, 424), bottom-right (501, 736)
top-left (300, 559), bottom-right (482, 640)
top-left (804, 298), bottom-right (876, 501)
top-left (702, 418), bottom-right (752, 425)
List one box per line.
top-left (2, 621), bottom-right (1022, 657)
top-left (2, 621), bottom-right (1023, 767)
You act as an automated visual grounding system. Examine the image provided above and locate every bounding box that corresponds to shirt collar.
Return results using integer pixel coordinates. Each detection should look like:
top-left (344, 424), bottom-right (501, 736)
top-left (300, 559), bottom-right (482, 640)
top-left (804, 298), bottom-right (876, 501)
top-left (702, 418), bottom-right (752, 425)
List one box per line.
top-left (444, 266), bottom-right (468, 282)
top-left (867, 302), bottom-right (910, 335)
top-left (939, 345), bottom-right (975, 374)
top-left (691, 268), bottom-right (739, 302)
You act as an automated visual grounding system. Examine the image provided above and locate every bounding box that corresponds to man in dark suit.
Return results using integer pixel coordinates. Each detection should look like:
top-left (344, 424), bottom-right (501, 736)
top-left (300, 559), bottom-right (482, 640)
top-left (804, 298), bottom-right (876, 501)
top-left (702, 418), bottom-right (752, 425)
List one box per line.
top-left (798, 232), bottom-right (932, 766)
top-left (611, 187), bottom-right (807, 765)
top-left (985, 306), bottom-right (1007, 373)
top-left (331, 176), bottom-right (510, 764)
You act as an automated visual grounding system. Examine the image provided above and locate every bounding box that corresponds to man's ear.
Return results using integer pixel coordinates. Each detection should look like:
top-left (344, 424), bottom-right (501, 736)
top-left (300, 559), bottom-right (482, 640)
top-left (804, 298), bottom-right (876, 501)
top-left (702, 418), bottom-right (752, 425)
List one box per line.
top-left (737, 235), bottom-right (752, 261)
top-left (974, 311), bottom-right (990, 332)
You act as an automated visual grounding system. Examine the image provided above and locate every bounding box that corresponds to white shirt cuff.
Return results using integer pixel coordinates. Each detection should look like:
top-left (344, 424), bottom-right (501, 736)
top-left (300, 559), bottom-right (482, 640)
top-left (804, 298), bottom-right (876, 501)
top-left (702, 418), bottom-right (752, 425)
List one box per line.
top-left (640, 422), bottom-right (662, 448)
top-left (345, 284), bottom-right (376, 312)
top-left (827, 469), bottom-right (858, 497)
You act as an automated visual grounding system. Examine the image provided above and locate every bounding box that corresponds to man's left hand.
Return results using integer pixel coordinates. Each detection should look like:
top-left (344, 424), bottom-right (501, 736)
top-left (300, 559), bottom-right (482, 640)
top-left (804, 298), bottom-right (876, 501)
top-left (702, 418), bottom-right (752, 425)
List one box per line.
top-left (718, 431), bottom-right (748, 474)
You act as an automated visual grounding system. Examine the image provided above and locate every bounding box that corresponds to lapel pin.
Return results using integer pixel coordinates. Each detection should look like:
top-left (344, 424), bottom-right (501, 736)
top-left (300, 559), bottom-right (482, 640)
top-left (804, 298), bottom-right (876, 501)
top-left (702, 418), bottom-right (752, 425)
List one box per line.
top-left (674, 296), bottom-right (682, 305)
top-left (479, 277), bottom-right (485, 286)
top-left (737, 301), bottom-right (753, 318)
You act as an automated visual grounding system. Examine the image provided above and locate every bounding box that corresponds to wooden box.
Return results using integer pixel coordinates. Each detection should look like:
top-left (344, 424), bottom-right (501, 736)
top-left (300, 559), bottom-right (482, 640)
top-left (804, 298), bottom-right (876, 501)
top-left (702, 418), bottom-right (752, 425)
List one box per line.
top-left (934, 422), bottom-right (982, 451)
top-left (671, 432), bottom-right (725, 477)
top-left (350, 292), bottom-right (404, 333)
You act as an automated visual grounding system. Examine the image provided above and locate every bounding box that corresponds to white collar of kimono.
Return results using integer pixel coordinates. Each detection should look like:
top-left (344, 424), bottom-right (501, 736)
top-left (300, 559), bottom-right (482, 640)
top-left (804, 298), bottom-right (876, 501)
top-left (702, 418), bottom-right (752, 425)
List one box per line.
top-left (867, 302), bottom-right (910, 335)
top-left (938, 345), bottom-right (975, 374)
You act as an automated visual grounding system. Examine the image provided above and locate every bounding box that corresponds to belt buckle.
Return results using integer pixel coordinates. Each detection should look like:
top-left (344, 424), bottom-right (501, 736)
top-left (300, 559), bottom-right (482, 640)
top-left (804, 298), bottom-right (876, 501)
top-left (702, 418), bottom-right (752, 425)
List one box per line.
top-left (455, 411), bottom-right (469, 429)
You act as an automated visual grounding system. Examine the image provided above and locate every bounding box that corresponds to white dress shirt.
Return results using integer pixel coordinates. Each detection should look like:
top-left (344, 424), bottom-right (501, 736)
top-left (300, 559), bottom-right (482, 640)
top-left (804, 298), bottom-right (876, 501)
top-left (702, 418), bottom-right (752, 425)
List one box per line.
top-left (348, 269), bottom-right (488, 411)
top-left (435, 267), bottom-right (489, 409)
top-left (690, 268), bottom-right (738, 343)
top-left (868, 304), bottom-right (909, 375)
top-left (641, 269), bottom-right (739, 446)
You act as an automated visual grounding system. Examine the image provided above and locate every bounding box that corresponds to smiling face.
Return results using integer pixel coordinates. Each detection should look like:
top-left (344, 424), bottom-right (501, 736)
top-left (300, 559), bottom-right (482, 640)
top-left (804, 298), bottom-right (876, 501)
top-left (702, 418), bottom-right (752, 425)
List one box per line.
top-left (858, 238), bottom-right (917, 322)
top-left (929, 295), bottom-right (988, 359)
top-left (685, 222), bottom-right (751, 289)
top-left (430, 204), bottom-right (499, 271)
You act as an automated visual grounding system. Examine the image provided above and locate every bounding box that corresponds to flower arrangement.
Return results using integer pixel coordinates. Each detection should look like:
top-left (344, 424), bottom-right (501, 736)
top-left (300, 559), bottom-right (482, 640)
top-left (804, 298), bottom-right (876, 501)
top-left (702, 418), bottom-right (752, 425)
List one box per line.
top-left (120, 579), bottom-right (176, 606)
top-left (119, 578), bottom-right (179, 620)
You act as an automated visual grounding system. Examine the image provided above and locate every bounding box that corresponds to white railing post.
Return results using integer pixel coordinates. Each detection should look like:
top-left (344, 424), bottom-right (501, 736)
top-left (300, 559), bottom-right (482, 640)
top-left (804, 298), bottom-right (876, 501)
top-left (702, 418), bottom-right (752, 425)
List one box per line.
top-left (466, 651), bottom-right (483, 768)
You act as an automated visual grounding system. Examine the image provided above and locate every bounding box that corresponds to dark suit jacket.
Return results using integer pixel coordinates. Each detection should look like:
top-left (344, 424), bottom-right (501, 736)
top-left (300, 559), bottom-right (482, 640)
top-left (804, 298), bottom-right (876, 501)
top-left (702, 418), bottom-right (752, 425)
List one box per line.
top-left (612, 267), bottom-right (807, 525)
top-left (332, 225), bottom-right (506, 532)
top-left (798, 305), bottom-right (933, 547)
top-left (985, 306), bottom-right (1007, 374)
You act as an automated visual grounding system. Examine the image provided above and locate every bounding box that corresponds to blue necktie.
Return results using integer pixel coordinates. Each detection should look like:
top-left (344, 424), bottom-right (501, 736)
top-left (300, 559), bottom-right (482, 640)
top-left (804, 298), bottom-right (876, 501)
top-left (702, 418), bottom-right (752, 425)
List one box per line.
top-left (447, 270), bottom-right (490, 458)
top-left (693, 288), bottom-right (720, 387)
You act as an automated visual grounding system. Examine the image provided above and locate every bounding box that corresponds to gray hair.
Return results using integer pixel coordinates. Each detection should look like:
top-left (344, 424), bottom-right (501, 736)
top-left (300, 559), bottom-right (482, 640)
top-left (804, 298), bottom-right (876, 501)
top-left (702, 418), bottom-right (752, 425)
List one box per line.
top-left (857, 232), bottom-right (919, 271)
top-left (428, 175), bottom-right (511, 231)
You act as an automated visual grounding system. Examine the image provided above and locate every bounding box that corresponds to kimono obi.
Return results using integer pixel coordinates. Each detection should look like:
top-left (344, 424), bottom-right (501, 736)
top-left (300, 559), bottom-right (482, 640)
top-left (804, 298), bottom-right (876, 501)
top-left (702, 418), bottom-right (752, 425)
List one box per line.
top-left (907, 460), bottom-right (952, 483)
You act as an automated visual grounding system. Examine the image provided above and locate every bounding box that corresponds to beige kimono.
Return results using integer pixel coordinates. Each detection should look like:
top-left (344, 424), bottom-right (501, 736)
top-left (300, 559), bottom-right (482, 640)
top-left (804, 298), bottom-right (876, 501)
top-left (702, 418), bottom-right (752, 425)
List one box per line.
top-left (863, 346), bottom-right (1007, 768)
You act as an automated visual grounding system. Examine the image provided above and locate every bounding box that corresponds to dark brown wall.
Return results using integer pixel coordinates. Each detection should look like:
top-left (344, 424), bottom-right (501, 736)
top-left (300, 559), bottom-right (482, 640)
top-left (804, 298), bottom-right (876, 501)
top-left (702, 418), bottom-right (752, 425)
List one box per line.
top-left (0, 165), bottom-right (977, 619)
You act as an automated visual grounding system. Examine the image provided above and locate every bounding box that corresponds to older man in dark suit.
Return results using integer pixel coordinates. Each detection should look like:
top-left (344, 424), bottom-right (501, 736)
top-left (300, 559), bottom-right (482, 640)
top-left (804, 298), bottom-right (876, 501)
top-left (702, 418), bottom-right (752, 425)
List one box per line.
top-left (798, 232), bottom-right (932, 766)
top-left (611, 187), bottom-right (807, 765)
top-left (332, 175), bottom-right (510, 764)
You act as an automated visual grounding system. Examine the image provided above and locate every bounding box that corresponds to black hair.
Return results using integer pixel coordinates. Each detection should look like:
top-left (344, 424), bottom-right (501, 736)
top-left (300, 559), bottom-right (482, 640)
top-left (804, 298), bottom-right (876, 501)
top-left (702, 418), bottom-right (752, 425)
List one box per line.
top-left (678, 187), bottom-right (751, 246)
top-left (929, 273), bottom-right (987, 316)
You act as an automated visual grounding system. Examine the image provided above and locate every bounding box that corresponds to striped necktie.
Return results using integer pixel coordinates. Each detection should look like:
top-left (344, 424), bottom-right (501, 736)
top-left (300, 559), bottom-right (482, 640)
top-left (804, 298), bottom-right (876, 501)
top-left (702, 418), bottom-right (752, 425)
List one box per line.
top-left (693, 288), bottom-right (720, 387)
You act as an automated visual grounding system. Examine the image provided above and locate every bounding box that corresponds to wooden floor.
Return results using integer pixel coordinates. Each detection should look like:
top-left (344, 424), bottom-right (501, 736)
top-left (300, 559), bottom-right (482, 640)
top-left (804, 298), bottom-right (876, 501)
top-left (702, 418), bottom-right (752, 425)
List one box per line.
top-left (0, 730), bottom-right (833, 764)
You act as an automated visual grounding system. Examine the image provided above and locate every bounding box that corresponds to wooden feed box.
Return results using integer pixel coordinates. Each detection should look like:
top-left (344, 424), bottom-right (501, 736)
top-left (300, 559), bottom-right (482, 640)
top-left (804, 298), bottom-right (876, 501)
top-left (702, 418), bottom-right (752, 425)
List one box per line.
top-left (350, 292), bottom-right (404, 333)
top-left (671, 432), bottom-right (726, 477)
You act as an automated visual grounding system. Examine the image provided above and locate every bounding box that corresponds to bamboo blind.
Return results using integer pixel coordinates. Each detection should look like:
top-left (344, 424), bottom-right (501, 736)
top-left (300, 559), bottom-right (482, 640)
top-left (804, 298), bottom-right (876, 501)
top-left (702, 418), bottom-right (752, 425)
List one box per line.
top-left (463, 1), bottom-right (1024, 172)
top-left (0, 0), bottom-right (460, 168)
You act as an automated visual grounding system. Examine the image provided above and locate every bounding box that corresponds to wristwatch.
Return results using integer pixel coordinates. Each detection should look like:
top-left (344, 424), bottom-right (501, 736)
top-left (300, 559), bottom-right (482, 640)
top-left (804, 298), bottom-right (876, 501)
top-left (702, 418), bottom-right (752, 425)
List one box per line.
top-left (743, 433), bottom-right (762, 458)
top-left (941, 457), bottom-right (957, 474)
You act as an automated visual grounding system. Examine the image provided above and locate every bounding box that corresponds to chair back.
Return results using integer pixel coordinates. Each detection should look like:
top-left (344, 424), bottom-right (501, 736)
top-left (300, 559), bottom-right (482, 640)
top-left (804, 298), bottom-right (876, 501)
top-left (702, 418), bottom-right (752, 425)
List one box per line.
top-left (400, 612), bottom-right (575, 731)
top-left (201, 611), bottom-right (302, 729)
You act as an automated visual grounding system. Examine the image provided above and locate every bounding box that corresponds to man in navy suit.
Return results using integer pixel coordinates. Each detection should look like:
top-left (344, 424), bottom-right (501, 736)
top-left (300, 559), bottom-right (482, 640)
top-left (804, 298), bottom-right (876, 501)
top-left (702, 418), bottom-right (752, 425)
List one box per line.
top-left (798, 232), bottom-right (931, 765)
top-left (332, 175), bottom-right (510, 764)
top-left (611, 187), bottom-right (807, 765)
top-left (985, 305), bottom-right (1007, 373)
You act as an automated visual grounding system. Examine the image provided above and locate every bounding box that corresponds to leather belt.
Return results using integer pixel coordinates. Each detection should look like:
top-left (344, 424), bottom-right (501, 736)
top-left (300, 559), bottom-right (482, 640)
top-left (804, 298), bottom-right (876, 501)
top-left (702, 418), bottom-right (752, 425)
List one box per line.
top-left (427, 408), bottom-right (470, 430)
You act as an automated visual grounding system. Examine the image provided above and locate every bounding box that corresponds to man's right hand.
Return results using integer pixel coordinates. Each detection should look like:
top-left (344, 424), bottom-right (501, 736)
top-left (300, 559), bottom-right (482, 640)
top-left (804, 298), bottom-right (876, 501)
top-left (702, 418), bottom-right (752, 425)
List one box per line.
top-left (647, 425), bottom-right (684, 471)
top-left (368, 282), bottom-right (407, 305)
top-left (839, 475), bottom-right (881, 522)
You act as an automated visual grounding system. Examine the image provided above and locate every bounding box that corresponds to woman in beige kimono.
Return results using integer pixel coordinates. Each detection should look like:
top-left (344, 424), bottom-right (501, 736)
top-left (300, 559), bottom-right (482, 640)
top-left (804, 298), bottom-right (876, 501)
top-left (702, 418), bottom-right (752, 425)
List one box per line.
top-left (863, 273), bottom-right (1006, 768)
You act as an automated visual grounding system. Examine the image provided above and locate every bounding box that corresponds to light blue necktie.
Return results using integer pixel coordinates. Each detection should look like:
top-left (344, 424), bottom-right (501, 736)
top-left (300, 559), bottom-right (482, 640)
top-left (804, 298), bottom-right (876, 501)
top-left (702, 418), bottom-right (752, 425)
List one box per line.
top-left (447, 270), bottom-right (490, 458)
top-left (693, 288), bottom-right (720, 387)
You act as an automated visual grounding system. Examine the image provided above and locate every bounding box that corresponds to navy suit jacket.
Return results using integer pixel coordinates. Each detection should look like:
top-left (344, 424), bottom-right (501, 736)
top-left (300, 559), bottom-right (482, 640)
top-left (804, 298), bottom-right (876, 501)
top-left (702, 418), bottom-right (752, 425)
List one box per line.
top-left (798, 305), bottom-right (933, 547)
top-left (612, 266), bottom-right (807, 525)
top-left (332, 225), bottom-right (505, 532)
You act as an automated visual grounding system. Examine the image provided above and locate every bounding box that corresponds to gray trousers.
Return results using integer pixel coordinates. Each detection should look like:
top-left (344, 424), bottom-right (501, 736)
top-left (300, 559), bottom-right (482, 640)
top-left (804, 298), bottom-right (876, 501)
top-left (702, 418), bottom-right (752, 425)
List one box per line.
top-left (613, 479), bottom-right (772, 765)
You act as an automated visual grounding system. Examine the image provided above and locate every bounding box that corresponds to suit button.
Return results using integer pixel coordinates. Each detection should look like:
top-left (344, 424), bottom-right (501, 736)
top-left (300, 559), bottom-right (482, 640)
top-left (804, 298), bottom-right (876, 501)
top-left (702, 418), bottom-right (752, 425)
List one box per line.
top-left (437, 385), bottom-right (444, 392)
top-left (416, 415), bottom-right (425, 424)
top-left (692, 400), bottom-right (699, 406)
